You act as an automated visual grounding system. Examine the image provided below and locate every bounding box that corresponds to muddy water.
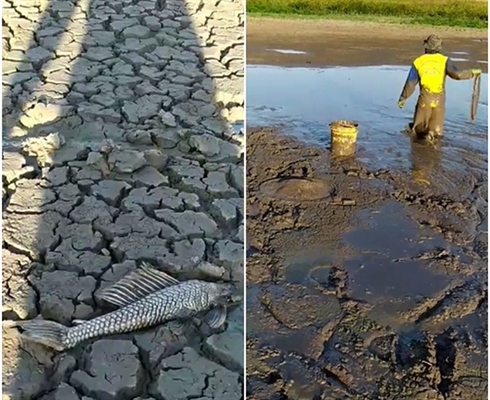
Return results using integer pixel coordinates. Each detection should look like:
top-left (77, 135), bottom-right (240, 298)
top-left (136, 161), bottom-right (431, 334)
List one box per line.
top-left (247, 65), bottom-right (488, 181)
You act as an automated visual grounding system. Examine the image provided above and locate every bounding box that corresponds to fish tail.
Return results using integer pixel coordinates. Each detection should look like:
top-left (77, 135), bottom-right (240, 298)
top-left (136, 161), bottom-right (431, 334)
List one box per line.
top-left (14, 319), bottom-right (69, 351)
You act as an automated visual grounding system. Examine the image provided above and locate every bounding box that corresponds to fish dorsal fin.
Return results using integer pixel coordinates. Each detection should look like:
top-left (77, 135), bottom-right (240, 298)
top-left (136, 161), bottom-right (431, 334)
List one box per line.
top-left (97, 262), bottom-right (180, 308)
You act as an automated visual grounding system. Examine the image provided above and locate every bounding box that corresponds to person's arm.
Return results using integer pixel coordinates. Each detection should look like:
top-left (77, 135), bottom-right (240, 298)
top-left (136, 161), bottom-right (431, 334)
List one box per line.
top-left (399, 64), bottom-right (419, 104)
top-left (446, 59), bottom-right (476, 80)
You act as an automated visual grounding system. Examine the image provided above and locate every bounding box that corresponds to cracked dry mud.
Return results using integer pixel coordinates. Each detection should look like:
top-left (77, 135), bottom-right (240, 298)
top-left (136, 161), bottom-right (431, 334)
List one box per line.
top-left (2, 0), bottom-right (244, 398)
top-left (246, 128), bottom-right (487, 400)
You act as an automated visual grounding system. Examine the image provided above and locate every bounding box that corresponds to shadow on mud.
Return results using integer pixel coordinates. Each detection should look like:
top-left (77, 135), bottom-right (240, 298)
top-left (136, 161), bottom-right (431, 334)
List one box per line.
top-left (246, 128), bottom-right (487, 400)
top-left (3, 0), bottom-right (244, 398)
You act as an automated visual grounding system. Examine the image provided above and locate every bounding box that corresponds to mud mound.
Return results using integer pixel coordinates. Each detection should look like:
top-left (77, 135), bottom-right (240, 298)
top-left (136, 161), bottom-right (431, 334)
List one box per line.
top-left (259, 177), bottom-right (330, 201)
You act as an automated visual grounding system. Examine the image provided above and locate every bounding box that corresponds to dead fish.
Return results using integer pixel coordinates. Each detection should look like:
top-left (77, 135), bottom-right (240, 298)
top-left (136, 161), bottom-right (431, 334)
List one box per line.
top-left (9, 263), bottom-right (235, 351)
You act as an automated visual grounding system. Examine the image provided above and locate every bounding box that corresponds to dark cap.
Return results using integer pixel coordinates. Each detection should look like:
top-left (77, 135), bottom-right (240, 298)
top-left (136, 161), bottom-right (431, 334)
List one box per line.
top-left (424, 35), bottom-right (442, 52)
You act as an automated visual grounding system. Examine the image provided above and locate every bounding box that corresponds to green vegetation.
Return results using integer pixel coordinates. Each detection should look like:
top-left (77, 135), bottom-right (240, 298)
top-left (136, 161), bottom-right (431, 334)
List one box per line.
top-left (246, 0), bottom-right (488, 28)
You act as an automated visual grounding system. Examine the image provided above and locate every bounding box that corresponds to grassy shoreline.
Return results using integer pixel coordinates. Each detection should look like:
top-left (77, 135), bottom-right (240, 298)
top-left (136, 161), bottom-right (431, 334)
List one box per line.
top-left (246, 0), bottom-right (488, 29)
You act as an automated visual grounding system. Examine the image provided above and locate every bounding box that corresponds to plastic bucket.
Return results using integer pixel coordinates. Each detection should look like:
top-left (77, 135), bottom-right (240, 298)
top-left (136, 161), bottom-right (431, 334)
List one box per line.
top-left (329, 120), bottom-right (359, 157)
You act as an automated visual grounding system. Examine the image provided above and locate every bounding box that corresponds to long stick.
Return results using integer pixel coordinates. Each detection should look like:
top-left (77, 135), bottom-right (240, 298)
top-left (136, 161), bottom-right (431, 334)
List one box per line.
top-left (470, 74), bottom-right (481, 121)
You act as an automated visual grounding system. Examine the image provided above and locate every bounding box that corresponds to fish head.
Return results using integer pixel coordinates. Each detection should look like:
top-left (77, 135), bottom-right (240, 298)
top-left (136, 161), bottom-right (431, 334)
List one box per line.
top-left (207, 282), bottom-right (236, 306)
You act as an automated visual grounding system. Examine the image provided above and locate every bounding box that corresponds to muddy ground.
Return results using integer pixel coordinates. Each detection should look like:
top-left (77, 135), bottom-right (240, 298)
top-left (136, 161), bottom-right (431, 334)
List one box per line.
top-left (247, 19), bottom-right (488, 71)
top-left (246, 127), bottom-right (487, 400)
top-left (2, 0), bottom-right (244, 398)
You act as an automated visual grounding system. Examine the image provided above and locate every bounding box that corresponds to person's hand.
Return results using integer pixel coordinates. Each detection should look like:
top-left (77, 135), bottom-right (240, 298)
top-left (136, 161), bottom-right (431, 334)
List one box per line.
top-left (472, 69), bottom-right (482, 77)
top-left (398, 100), bottom-right (405, 109)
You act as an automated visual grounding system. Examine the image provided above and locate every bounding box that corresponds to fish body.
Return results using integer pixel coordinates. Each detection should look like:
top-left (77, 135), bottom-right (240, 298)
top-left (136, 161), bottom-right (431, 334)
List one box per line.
top-left (13, 265), bottom-right (234, 351)
top-left (64, 280), bottom-right (220, 349)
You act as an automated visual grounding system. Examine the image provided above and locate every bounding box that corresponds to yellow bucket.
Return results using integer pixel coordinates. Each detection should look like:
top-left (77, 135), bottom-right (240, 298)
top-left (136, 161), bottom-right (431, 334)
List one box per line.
top-left (329, 120), bottom-right (359, 157)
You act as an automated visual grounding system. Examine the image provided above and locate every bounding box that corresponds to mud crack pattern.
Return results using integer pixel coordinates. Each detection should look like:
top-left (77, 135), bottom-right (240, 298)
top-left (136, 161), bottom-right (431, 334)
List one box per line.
top-left (2, 0), bottom-right (244, 398)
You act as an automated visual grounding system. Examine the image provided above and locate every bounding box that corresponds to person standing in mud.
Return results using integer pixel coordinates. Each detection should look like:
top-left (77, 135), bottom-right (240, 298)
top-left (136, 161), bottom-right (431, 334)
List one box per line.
top-left (397, 34), bottom-right (481, 138)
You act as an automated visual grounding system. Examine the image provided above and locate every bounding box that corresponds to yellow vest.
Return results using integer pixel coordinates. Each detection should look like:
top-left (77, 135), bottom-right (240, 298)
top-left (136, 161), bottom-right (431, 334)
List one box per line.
top-left (413, 53), bottom-right (448, 94)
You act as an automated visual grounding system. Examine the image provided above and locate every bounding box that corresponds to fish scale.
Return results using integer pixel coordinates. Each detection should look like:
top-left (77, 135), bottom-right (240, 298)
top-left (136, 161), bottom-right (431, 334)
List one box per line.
top-left (64, 281), bottom-right (212, 349)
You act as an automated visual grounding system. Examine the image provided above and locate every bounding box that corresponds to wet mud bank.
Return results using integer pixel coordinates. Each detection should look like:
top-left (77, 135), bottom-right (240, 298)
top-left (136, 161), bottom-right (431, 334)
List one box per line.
top-left (246, 128), bottom-right (487, 399)
top-left (247, 19), bottom-right (488, 70)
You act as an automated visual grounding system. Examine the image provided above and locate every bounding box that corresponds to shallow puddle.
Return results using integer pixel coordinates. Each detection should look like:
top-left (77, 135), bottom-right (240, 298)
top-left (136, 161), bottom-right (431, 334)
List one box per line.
top-left (342, 202), bottom-right (455, 325)
top-left (247, 65), bottom-right (488, 179)
top-left (284, 253), bottom-right (336, 284)
top-left (268, 49), bottom-right (307, 55)
top-left (344, 202), bottom-right (449, 259)
top-left (277, 202), bottom-right (458, 328)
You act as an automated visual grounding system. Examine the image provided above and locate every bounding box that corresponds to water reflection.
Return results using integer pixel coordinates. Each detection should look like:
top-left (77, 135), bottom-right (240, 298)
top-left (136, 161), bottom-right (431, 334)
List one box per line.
top-left (409, 137), bottom-right (442, 186)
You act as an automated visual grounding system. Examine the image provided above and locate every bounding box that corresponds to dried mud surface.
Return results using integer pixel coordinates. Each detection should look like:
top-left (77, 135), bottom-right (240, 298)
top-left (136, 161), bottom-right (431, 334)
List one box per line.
top-left (246, 128), bottom-right (487, 400)
top-left (2, 0), bottom-right (244, 398)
